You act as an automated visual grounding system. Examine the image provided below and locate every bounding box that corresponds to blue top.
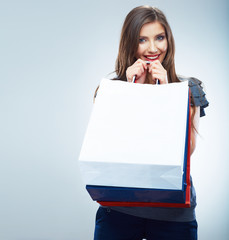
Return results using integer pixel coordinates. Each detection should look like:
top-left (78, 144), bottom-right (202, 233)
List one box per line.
top-left (180, 76), bottom-right (209, 117)
top-left (102, 76), bottom-right (209, 222)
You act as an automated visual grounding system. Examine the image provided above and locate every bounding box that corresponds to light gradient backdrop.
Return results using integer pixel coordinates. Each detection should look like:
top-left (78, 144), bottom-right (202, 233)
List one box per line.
top-left (1, 0), bottom-right (228, 239)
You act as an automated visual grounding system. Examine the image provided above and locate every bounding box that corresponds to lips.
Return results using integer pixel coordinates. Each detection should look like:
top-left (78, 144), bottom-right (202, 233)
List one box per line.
top-left (144, 55), bottom-right (160, 61)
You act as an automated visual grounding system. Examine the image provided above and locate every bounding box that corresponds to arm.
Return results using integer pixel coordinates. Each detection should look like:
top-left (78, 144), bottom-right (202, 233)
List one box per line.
top-left (190, 106), bottom-right (200, 156)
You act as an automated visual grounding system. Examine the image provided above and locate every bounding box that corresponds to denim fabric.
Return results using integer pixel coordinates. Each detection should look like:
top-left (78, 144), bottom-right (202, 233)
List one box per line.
top-left (94, 207), bottom-right (198, 240)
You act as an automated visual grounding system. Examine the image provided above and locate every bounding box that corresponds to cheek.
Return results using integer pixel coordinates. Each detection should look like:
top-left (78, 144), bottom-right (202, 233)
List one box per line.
top-left (139, 45), bottom-right (145, 53)
top-left (163, 40), bottom-right (168, 52)
top-left (163, 42), bottom-right (168, 52)
top-left (159, 41), bottom-right (168, 62)
top-left (136, 45), bottom-right (144, 57)
top-left (158, 41), bottom-right (168, 53)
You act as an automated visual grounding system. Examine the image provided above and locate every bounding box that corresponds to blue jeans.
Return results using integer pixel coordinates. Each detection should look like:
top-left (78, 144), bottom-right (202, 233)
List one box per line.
top-left (94, 207), bottom-right (197, 240)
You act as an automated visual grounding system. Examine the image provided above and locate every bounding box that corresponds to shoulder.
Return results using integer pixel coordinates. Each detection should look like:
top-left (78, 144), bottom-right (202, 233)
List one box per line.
top-left (178, 74), bottom-right (202, 86)
top-left (177, 75), bottom-right (209, 117)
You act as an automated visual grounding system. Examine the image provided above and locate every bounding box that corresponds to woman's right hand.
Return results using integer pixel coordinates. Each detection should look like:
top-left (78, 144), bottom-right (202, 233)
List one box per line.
top-left (126, 59), bottom-right (147, 84)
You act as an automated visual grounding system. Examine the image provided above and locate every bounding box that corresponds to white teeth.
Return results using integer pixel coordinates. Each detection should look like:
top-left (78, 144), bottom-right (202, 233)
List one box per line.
top-left (147, 56), bottom-right (158, 60)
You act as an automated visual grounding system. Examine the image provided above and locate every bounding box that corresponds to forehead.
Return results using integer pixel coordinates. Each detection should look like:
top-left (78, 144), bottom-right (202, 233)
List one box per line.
top-left (139, 21), bottom-right (165, 36)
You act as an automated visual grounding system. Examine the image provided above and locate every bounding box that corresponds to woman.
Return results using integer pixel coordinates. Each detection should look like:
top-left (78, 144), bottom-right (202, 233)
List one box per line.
top-left (94, 5), bottom-right (208, 240)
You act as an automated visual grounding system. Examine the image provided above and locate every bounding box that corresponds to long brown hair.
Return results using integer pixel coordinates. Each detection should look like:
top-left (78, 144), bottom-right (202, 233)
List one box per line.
top-left (95, 6), bottom-right (197, 131)
top-left (113, 5), bottom-right (197, 131)
top-left (114, 5), bottom-right (179, 83)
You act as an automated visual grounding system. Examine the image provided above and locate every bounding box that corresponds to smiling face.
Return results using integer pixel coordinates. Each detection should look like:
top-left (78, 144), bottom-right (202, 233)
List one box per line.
top-left (135, 21), bottom-right (168, 63)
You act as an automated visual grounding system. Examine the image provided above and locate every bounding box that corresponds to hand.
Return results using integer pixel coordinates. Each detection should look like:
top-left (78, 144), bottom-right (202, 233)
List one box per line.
top-left (148, 60), bottom-right (168, 84)
top-left (126, 59), bottom-right (147, 84)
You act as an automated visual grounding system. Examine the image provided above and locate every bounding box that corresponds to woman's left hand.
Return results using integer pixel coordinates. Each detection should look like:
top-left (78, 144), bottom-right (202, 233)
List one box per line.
top-left (148, 60), bottom-right (168, 84)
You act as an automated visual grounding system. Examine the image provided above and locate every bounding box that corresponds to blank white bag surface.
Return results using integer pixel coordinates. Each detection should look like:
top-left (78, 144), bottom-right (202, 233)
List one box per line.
top-left (79, 79), bottom-right (189, 190)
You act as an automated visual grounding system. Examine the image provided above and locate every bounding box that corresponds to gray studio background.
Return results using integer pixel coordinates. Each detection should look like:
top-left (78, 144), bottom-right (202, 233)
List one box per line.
top-left (1, 0), bottom-right (228, 239)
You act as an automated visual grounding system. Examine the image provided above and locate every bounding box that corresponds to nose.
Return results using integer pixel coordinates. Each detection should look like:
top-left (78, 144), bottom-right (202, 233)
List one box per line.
top-left (148, 41), bottom-right (158, 53)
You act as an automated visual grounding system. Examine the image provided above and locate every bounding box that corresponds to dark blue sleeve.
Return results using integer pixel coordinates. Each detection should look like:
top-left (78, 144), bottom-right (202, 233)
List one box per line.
top-left (188, 78), bottom-right (209, 117)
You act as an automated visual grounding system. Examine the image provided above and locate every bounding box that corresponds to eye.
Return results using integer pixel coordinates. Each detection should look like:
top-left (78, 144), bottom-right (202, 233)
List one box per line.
top-left (157, 35), bottom-right (165, 41)
top-left (139, 38), bottom-right (146, 43)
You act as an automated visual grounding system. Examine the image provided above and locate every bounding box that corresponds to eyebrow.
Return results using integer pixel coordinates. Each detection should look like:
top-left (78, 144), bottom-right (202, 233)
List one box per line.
top-left (139, 32), bottom-right (166, 38)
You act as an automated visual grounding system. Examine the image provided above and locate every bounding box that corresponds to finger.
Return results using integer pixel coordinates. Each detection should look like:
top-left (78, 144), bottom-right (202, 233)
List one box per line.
top-left (127, 65), bottom-right (144, 81)
top-left (149, 65), bottom-right (167, 77)
top-left (136, 66), bottom-right (146, 79)
top-left (150, 60), bottom-right (164, 69)
top-left (152, 60), bottom-right (161, 65)
top-left (148, 64), bottom-right (160, 74)
top-left (148, 63), bottom-right (158, 72)
top-left (152, 74), bottom-right (168, 84)
top-left (151, 73), bottom-right (162, 79)
top-left (136, 58), bottom-right (148, 70)
top-left (151, 69), bottom-right (164, 75)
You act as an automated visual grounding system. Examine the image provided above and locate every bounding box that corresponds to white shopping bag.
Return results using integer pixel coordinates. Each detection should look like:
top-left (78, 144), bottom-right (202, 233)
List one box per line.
top-left (79, 78), bottom-right (189, 191)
